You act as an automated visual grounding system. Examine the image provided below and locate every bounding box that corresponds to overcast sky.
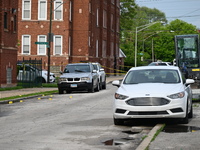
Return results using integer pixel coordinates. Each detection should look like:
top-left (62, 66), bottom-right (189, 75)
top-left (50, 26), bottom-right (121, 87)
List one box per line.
top-left (136, 0), bottom-right (200, 28)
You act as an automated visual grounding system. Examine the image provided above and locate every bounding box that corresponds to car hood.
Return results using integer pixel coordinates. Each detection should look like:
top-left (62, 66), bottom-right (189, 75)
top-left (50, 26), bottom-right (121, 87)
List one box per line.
top-left (118, 83), bottom-right (184, 97)
top-left (60, 72), bottom-right (91, 78)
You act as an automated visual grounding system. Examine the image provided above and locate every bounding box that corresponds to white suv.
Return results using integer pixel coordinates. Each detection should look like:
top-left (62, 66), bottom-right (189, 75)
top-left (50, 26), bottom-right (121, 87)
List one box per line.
top-left (92, 62), bottom-right (106, 89)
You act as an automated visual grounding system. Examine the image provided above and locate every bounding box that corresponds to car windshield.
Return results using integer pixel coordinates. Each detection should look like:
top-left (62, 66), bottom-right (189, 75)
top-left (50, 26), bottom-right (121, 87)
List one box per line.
top-left (123, 69), bottom-right (181, 84)
top-left (64, 65), bottom-right (90, 73)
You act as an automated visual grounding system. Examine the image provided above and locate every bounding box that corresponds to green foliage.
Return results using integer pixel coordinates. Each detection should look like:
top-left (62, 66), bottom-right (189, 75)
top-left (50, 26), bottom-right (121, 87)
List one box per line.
top-left (120, 2), bottom-right (200, 66)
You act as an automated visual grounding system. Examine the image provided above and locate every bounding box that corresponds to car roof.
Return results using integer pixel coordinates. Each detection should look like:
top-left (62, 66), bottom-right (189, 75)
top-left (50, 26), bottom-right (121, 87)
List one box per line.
top-left (129, 66), bottom-right (179, 71)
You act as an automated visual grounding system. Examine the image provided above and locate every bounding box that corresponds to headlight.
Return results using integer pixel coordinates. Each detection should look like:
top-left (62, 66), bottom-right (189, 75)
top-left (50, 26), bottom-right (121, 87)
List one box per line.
top-left (167, 91), bottom-right (185, 99)
top-left (115, 93), bottom-right (129, 100)
top-left (81, 77), bottom-right (90, 81)
top-left (58, 78), bottom-right (67, 82)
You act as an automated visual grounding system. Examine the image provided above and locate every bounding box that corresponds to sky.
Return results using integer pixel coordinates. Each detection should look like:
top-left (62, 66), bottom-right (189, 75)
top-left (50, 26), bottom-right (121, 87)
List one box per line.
top-left (135, 0), bottom-right (200, 28)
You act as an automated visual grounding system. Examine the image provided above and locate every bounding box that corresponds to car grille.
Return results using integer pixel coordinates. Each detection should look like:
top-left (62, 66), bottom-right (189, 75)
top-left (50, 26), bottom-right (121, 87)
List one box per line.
top-left (126, 97), bottom-right (170, 106)
top-left (127, 111), bottom-right (168, 115)
top-left (67, 78), bottom-right (81, 82)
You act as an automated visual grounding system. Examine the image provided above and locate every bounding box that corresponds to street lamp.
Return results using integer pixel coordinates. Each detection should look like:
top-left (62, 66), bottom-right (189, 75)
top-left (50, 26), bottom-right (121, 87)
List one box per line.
top-left (134, 21), bottom-right (162, 67)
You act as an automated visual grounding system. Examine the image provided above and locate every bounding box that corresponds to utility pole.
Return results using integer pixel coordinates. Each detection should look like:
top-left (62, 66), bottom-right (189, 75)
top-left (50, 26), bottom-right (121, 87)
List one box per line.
top-left (47, 0), bottom-right (53, 83)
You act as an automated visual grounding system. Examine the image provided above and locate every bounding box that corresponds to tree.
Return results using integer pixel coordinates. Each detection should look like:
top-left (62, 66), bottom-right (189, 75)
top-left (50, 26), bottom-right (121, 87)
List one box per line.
top-left (152, 19), bottom-right (199, 62)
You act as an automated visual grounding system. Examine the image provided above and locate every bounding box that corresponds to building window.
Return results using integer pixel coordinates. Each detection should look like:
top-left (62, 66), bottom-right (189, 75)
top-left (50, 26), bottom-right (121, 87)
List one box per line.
top-left (103, 10), bottom-right (107, 28)
top-left (4, 12), bottom-right (8, 29)
top-left (88, 36), bottom-right (91, 47)
top-left (96, 8), bottom-right (99, 27)
top-left (38, 0), bottom-right (47, 20)
top-left (116, 0), bottom-right (120, 7)
top-left (7, 68), bottom-right (12, 84)
top-left (111, 14), bottom-right (114, 31)
top-left (38, 35), bottom-right (46, 55)
top-left (111, 42), bottom-right (114, 57)
top-left (22, 35), bottom-right (31, 54)
top-left (69, 1), bottom-right (72, 21)
top-left (54, 0), bottom-right (63, 20)
top-left (96, 40), bottom-right (99, 57)
top-left (54, 35), bottom-right (62, 55)
top-left (102, 40), bottom-right (107, 57)
top-left (22, 0), bottom-right (31, 20)
top-left (14, 15), bottom-right (17, 32)
top-left (111, 0), bottom-right (115, 4)
top-left (116, 17), bottom-right (119, 32)
top-left (68, 36), bottom-right (71, 56)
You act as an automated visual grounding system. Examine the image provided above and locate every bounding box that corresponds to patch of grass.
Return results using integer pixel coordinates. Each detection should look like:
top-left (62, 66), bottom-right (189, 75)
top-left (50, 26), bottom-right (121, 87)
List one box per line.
top-left (151, 124), bottom-right (165, 142)
top-left (0, 86), bottom-right (23, 91)
top-left (42, 83), bottom-right (57, 87)
top-left (0, 90), bottom-right (58, 101)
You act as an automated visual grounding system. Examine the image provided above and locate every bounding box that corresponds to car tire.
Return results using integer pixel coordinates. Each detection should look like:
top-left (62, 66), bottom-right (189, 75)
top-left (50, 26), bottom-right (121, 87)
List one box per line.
top-left (99, 78), bottom-right (102, 90)
top-left (58, 89), bottom-right (63, 94)
top-left (181, 103), bottom-right (189, 124)
top-left (114, 118), bottom-right (124, 125)
top-left (95, 81), bottom-right (100, 92)
top-left (102, 80), bottom-right (106, 89)
top-left (188, 103), bottom-right (193, 118)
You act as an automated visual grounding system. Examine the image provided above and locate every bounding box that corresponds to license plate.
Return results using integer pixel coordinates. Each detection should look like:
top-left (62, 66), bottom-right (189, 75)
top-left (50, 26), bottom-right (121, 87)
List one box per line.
top-left (70, 84), bottom-right (77, 88)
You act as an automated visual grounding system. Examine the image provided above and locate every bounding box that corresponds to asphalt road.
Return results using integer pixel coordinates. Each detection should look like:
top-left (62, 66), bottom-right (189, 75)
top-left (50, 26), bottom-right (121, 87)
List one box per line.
top-left (0, 84), bottom-right (147, 150)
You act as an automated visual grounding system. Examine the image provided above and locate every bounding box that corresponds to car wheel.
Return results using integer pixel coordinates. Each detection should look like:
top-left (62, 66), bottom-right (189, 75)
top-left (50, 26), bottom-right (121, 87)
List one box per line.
top-left (99, 78), bottom-right (102, 90)
top-left (102, 80), bottom-right (106, 89)
top-left (58, 89), bottom-right (63, 94)
top-left (181, 103), bottom-right (189, 124)
top-left (188, 103), bottom-right (193, 118)
top-left (95, 81), bottom-right (100, 92)
top-left (114, 118), bottom-right (124, 125)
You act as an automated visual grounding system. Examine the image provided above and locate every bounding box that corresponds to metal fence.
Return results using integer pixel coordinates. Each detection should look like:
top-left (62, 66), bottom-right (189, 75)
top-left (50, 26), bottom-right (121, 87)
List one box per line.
top-left (17, 58), bottom-right (42, 88)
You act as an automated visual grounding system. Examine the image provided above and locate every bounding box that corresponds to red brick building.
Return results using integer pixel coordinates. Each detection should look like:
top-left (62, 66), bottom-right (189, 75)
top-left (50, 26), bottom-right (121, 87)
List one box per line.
top-left (17, 0), bottom-right (121, 74)
top-left (0, 0), bottom-right (18, 87)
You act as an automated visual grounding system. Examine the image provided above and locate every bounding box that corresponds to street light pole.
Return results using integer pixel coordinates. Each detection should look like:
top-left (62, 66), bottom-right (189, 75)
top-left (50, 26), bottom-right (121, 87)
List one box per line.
top-left (47, 0), bottom-right (53, 83)
top-left (134, 21), bottom-right (162, 67)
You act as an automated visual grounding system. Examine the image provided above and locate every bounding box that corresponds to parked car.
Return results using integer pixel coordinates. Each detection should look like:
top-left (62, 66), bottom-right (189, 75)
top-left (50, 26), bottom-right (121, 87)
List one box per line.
top-left (148, 61), bottom-right (172, 66)
top-left (57, 63), bottom-right (99, 94)
top-left (17, 64), bottom-right (55, 83)
top-left (92, 62), bottom-right (106, 89)
top-left (112, 66), bottom-right (194, 125)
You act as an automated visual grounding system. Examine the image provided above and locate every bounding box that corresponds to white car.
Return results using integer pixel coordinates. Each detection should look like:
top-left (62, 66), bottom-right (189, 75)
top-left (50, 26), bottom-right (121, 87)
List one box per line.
top-left (17, 64), bottom-right (55, 83)
top-left (112, 66), bottom-right (194, 125)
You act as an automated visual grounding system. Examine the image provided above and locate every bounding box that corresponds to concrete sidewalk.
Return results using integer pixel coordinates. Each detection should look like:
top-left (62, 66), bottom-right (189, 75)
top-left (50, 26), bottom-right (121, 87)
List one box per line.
top-left (0, 75), bottom-right (124, 99)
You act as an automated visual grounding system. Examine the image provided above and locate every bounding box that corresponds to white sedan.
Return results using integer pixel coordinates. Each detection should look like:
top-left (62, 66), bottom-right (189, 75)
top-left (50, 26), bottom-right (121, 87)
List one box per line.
top-left (112, 66), bottom-right (194, 125)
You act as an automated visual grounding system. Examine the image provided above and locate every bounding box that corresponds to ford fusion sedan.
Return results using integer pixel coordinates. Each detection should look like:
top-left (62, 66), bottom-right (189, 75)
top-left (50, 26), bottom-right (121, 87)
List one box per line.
top-left (112, 66), bottom-right (194, 125)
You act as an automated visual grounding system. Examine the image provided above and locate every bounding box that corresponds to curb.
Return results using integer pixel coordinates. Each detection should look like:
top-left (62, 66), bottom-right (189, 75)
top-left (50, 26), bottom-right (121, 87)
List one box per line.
top-left (136, 124), bottom-right (165, 150)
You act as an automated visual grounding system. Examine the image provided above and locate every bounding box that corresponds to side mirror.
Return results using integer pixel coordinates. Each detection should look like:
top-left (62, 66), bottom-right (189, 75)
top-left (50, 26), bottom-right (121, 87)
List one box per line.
top-left (92, 70), bottom-right (97, 73)
top-left (112, 80), bottom-right (120, 87)
top-left (59, 71), bottom-right (63, 75)
top-left (100, 68), bottom-right (104, 72)
top-left (185, 79), bottom-right (195, 85)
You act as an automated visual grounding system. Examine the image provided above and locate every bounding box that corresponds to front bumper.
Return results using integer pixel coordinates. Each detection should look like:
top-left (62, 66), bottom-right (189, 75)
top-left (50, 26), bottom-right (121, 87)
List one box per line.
top-left (57, 82), bottom-right (93, 91)
top-left (113, 97), bottom-right (187, 119)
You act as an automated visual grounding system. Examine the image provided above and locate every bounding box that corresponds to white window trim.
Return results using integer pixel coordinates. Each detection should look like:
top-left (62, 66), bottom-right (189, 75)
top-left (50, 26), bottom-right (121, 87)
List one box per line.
top-left (22, 0), bottom-right (31, 20)
top-left (69, 1), bottom-right (72, 22)
top-left (38, 0), bottom-right (47, 20)
top-left (68, 36), bottom-right (71, 56)
top-left (96, 40), bottom-right (99, 57)
top-left (96, 8), bottom-right (99, 27)
top-left (22, 35), bottom-right (31, 55)
top-left (37, 35), bottom-right (47, 55)
top-left (53, 35), bottom-right (63, 55)
top-left (54, 0), bottom-right (63, 20)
